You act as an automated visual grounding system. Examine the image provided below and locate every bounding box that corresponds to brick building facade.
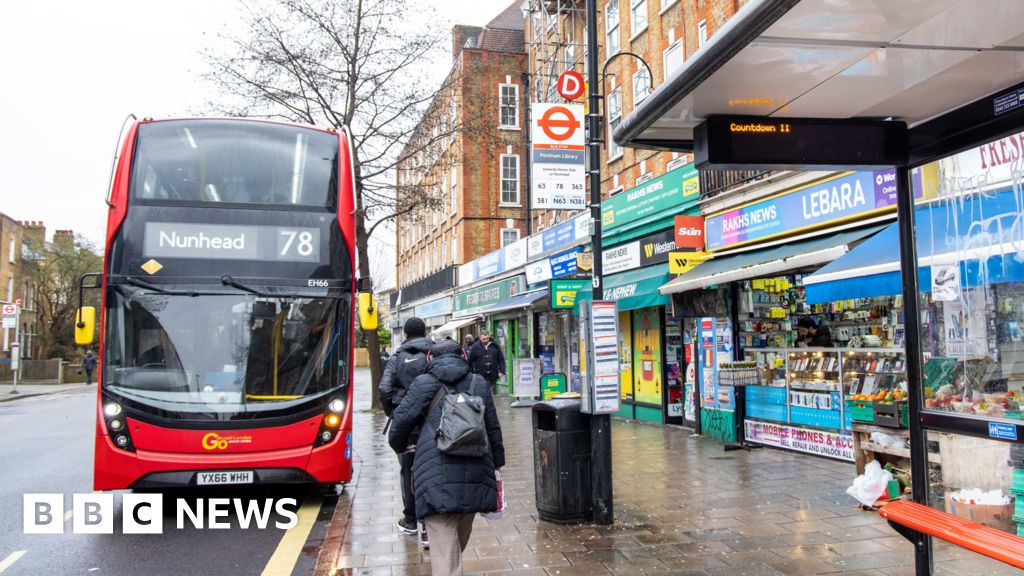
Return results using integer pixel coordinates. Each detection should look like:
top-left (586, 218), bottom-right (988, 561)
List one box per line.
top-left (394, 2), bottom-right (529, 292)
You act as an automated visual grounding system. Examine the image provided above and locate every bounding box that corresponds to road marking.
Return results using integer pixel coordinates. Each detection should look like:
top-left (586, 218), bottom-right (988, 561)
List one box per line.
top-left (0, 551), bottom-right (26, 574)
top-left (260, 496), bottom-right (322, 576)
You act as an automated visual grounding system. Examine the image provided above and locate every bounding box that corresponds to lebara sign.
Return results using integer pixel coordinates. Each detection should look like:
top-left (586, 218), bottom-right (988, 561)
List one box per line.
top-left (705, 169), bottom-right (896, 250)
top-left (144, 222), bottom-right (321, 262)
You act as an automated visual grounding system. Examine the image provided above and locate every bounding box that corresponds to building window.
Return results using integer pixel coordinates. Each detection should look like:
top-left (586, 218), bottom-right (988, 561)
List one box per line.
top-left (6, 276), bottom-right (12, 303)
top-left (606, 88), bottom-right (623, 161)
top-left (450, 166), bottom-right (458, 216)
top-left (632, 68), bottom-right (651, 105)
top-left (501, 228), bottom-right (520, 248)
top-left (698, 19), bottom-right (708, 47)
top-left (450, 97), bottom-right (458, 142)
top-left (441, 241), bottom-right (447, 268)
top-left (499, 84), bottom-right (519, 128)
top-left (605, 0), bottom-right (620, 57)
top-left (7, 239), bottom-right (14, 263)
top-left (452, 232), bottom-right (458, 264)
top-left (663, 39), bottom-right (683, 78)
top-left (500, 154), bottom-right (520, 205)
top-left (630, 0), bottom-right (647, 37)
top-left (547, 79), bottom-right (559, 103)
top-left (565, 43), bottom-right (576, 70)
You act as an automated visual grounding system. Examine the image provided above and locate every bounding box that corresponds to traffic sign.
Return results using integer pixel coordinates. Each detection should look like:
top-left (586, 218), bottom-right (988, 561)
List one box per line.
top-left (2, 304), bottom-right (16, 316)
top-left (557, 70), bottom-right (585, 101)
top-left (14, 298), bottom-right (22, 306)
top-left (537, 105), bottom-right (581, 142)
top-left (530, 103), bottom-right (586, 210)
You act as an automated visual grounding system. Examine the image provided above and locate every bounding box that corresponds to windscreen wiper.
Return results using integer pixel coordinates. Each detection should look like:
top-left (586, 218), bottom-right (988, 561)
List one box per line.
top-left (123, 277), bottom-right (200, 297)
top-left (220, 275), bottom-right (270, 297)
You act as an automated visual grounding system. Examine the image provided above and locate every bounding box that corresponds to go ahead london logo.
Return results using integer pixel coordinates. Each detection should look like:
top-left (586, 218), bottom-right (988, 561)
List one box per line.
top-left (23, 494), bottom-right (298, 534)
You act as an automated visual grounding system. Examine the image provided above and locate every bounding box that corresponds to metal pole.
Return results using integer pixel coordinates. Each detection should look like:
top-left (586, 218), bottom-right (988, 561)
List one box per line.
top-left (894, 165), bottom-right (933, 576)
top-left (10, 308), bottom-right (20, 394)
top-left (522, 71), bottom-right (533, 236)
top-left (585, 0), bottom-right (612, 526)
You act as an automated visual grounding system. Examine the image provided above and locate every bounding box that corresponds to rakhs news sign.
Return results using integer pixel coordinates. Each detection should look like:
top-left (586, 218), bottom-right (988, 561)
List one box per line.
top-left (674, 216), bottom-right (705, 249)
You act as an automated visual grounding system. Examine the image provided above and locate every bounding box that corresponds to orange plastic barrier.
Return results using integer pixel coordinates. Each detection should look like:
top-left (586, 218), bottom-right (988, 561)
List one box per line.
top-left (879, 500), bottom-right (1024, 569)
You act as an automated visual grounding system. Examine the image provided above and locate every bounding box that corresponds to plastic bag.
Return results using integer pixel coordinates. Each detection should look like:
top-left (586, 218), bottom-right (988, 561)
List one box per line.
top-left (870, 431), bottom-right (903, 447)
top-left (846, 460), bottom-right (893, 507)
top-left (481, 471), bottom-right (506, 520)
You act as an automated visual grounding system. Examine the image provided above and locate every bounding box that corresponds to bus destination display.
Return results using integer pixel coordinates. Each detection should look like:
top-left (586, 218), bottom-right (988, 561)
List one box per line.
top-left (694, 116), bottom-right (907, 170)
top-left (143, 222), bottom-right (321, 262)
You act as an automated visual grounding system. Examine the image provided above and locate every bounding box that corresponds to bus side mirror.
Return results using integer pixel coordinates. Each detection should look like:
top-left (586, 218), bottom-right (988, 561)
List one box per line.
top-left (75, 307), bottom-right (96, 345)
top-left (357, 293), bottom-right (378, 331)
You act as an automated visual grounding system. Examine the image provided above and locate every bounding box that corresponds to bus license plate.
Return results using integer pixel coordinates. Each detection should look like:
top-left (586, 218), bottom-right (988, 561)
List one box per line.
top-left (197, 471), bottom-right (254, 485)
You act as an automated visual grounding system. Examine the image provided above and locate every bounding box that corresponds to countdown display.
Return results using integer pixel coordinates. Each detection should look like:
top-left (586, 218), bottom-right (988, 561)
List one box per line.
top-left (694, 116), bottom-right (907, 170)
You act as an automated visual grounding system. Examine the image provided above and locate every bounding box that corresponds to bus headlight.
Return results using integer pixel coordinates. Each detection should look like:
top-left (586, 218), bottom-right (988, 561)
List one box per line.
top-left (109, 419), bottom-right (123, 431)
top-left (320, 431), bottom-right (333, 442)
top-left (114, 435), bottom-right (129, 448)
top-left (328, 398), bottom-right (344, 413)
top-left (104, 402), bottom-right (122, 417)
top-left (324, 413), bottom-right (340, 428)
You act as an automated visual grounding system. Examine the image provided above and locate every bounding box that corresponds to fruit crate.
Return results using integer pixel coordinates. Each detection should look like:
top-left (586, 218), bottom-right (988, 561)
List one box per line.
top-left (873, 401), bottom-right (905, 428)
top-left (847, 399), bottom-right (875, 423)
top-left (899, 402), bottom-right (909, 428)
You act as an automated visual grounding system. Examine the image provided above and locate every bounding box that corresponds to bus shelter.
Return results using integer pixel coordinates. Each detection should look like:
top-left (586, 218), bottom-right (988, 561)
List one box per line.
top-left (612, 1), bottom-right (1024, 573)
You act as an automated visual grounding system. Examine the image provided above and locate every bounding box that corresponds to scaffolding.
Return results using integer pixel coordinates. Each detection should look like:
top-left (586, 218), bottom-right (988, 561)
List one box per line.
top-left (523, 0), bottom-right (588, 105)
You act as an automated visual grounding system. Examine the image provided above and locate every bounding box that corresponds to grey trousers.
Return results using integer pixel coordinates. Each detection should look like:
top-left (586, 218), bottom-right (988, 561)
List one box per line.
top-left (424, 513), bottom-right (475, 576)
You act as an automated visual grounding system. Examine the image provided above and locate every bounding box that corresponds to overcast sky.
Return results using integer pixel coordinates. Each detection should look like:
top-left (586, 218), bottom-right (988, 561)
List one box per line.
top-left (0, 0), bottom-right (517, 287)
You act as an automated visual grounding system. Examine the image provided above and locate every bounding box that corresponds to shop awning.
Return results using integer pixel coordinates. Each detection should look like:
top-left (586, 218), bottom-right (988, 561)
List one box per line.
top-left (612, 0), bottom-right (1024, 166)
top-left (604, 265), bottom-right (671, 311)
top-left (659, 225), bottom-right (884, 295)
top-left (477, 290), bottom-right (548, 315)
top-left (804, 188), bottom-right (1024, 303)
top-left (431, 316), bottom-right (480, 338)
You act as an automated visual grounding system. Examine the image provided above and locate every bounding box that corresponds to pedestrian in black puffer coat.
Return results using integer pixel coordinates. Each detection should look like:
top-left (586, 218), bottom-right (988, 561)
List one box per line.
top-left (388, 338), bottom-right (505, 576)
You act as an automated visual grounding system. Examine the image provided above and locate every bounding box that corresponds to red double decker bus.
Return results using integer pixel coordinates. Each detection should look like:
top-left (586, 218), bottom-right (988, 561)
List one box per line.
top-left (78, 118), bottom-right (375, 490)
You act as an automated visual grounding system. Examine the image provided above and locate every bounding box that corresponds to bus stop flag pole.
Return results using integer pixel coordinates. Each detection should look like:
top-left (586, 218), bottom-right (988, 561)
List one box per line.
top-left (586, 0), bottom-right (613, 526)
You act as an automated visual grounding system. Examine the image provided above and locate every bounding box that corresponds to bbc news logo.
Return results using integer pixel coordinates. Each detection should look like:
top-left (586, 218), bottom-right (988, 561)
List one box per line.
top-left (24, 494), bottom-right (298, 534)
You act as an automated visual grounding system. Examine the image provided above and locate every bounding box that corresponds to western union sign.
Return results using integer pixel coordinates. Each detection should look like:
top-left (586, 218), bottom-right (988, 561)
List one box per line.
top-left (668, 251), bottom-right (709, 275)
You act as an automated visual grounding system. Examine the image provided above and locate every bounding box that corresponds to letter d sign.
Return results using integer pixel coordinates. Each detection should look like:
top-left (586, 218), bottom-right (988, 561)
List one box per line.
top-left (557, 70), bottom-right (585, 101)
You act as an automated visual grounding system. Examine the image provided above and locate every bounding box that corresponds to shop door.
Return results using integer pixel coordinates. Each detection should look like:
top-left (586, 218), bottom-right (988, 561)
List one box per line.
top-left (632, 306), bottom-right (665, 424)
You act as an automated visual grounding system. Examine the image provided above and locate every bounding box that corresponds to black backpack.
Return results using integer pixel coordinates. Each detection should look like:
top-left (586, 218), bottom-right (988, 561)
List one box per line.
top-left (427, 375), bottom-right (489, 457)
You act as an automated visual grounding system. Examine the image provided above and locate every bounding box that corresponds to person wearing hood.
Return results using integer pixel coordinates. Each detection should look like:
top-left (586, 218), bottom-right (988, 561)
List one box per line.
top-left (379, 317), bottom-right (432, 539)
top-left (389, 338), bottom-right (505, 576)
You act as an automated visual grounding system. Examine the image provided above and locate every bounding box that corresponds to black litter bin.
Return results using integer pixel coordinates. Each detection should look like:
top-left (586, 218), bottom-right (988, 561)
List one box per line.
top-left (532, 399), bottom-right (592, 523)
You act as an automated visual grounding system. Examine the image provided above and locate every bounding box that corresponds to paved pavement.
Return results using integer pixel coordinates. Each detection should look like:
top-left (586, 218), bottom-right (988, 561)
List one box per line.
top-left (0, 382), bottom-right (91, 402)
top-left (316, 371), bottom-right (1018, 576)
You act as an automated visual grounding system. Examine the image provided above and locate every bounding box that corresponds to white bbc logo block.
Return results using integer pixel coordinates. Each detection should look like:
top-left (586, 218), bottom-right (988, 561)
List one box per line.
top-left (122, 493), bottom-right (163, 534)
top-left (74, 493), bottom-right (114, 534)
top-left (23, 494), bottom-right (64, 534)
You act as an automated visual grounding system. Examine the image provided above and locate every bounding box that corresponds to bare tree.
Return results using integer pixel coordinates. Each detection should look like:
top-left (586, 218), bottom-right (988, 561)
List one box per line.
top-left (23, 235), bottom-right (102, 361)
top-left (202, 0), bottom-right (497, 408)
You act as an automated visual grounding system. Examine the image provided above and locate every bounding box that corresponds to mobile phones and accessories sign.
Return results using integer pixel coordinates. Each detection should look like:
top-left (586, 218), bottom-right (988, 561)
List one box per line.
top-left (743, 420), bottom-right (854, 461)
top-left (704, 169), bottom-right (897, 250)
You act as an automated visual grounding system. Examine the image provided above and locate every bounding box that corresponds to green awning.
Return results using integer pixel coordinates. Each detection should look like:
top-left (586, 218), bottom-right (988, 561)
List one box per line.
top-left (603, 265), bottom-right (670, 311)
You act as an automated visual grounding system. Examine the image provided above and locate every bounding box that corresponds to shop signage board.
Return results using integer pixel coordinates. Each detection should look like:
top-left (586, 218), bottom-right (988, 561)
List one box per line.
top-left (458, 238), bottom-right (528, 285)
top-left (414, 296), bottom-right (451, 319)
top-left (527, 213), bottom-right (591, 259)
top-left (550, 279), bottom-right (592, 309)
top-left (454, 275), bottom-right (526, 315)
top-left (578, 300), bottom-right (620, 414)
top-left (744, 420), bottom-right (854, 462)
top-left (674, 215), bottom-right (705, 249)
top-left (601, 229), bottom-right (675, 275)
top-left (699, 318), bottom-right (717, 409)
top-left (530, 103), bottom-right (586, 210)
top-left (704, 169), bottom-right (898, 250)
top-left (601, 163), bottom-right (699, 234)
top-left (668, 251), bottom-right (709, 275)
top-left (525, 247), bottom-right (582, 285)
top-left (576, 251), bottom-right (593, 271)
